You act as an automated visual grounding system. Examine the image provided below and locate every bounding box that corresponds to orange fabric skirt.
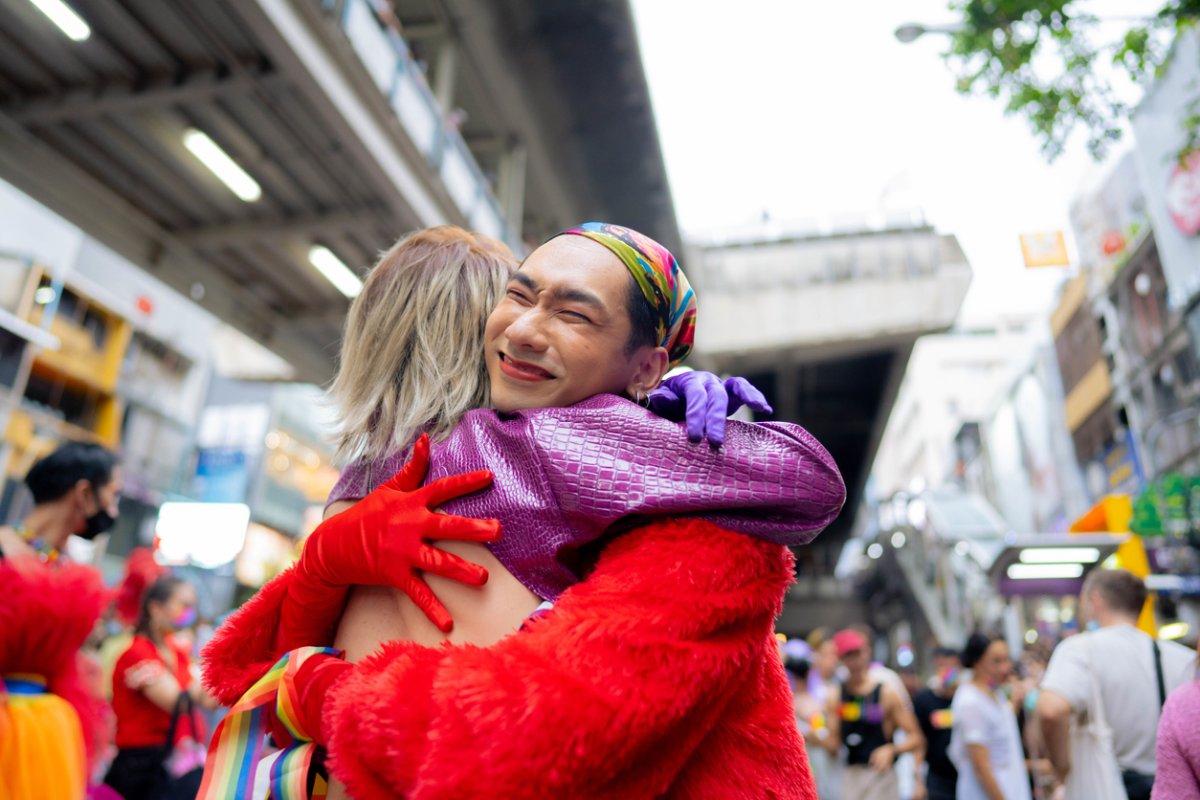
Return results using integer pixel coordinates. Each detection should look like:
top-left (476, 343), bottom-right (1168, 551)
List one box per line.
top-left (0, 690), bottom-right (86, 800)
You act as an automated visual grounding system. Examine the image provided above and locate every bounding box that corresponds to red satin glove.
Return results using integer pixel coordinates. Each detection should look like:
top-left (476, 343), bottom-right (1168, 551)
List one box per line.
top-left (279, 434), bottom-right (501, 640)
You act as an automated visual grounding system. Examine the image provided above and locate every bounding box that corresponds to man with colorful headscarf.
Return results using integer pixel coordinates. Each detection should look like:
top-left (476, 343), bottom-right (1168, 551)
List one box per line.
top-left (201, 223), bottom-right (844, 799)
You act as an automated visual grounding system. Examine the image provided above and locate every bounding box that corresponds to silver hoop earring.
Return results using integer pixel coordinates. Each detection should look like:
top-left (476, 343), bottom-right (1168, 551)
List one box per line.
top-left (634, 388), bottom-right (645, 405)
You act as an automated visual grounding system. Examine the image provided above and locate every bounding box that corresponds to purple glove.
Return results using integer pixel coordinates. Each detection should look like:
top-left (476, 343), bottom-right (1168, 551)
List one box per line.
top-left (646, 371), bottom-right (773, 446)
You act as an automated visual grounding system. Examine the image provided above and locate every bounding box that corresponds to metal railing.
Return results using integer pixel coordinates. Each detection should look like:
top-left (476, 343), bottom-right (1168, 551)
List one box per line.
top-left (326, 0), bottom-right (511, 246)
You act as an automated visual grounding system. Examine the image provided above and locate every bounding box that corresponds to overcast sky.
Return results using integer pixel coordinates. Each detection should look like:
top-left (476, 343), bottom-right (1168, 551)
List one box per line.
top-left (630, 0), bottom-right (1151, 326)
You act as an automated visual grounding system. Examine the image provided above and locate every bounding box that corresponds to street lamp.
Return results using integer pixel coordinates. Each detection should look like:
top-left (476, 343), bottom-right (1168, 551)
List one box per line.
top-left (894, 22), bottom-right (963, 44)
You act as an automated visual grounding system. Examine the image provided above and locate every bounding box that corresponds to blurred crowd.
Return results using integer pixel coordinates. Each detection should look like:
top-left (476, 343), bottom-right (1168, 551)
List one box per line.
top-left (783, 569), bottom-right (1198, 800)
top-left (0, 441), bottom-right (222, 799)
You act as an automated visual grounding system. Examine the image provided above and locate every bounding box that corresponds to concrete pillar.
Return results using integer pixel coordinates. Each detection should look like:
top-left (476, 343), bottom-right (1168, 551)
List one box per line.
top-left (497, 142), bottom-right (527, 242)
top-left (434, 40), bottom-right (459, 113)
top-left (774, 359), bottom-right (800, 422)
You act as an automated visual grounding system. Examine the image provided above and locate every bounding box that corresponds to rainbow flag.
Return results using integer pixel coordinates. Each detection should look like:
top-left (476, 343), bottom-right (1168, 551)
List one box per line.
top-left (197, 646), bottom-right (341, 800)
top-left (930, 709), bottom-right (954, 730)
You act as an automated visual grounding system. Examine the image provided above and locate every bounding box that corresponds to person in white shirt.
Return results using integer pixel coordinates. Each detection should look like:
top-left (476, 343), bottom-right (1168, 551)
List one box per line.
top-left (950, 632), bottom-right (1031, 800)
top-left (1037, 568), bottom-right (1195, 800)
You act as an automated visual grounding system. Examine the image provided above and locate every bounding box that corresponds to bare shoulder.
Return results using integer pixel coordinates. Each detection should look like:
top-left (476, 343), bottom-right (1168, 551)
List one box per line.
top-left (0, 526), bottom-right (31, 558)
top-left (880, 680), bottom-right (902, 709)
top-left (324, 499), bottom-right (358, 521)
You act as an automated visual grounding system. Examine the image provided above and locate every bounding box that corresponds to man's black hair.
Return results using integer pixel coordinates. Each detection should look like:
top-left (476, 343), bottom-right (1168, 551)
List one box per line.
top-left (25, 441), bottom-right (117, 504)
top-left (932, 646), bottom-right (961, 661)
top-left (624, 275), bottom-right (661, 355)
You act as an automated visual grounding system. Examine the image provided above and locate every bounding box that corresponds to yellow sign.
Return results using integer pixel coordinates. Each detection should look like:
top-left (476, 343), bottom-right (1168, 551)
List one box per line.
top-left (1069, 495), bottom-right (1156, 635)
top-left (1020, 232), bottom-right (1071, 267)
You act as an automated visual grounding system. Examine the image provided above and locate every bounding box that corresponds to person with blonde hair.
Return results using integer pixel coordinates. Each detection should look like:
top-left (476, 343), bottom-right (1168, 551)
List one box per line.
top-left (202, 223), bottom-right (844, 799)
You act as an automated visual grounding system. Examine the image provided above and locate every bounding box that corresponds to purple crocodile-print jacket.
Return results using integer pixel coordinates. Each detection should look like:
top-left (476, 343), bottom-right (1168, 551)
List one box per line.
top-left (327, 393), bottom-right (846, 601)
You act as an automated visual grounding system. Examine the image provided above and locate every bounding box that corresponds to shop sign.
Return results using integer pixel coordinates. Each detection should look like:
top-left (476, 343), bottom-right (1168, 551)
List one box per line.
top-left (194, 447), bottom-right (249, 503)
top-left (1167, 151), bottom-right (1200, 236)
top-left (1019, 231), bottom-right (1071, 267)
top-left (1088, 430), bottom-right (1145, 499)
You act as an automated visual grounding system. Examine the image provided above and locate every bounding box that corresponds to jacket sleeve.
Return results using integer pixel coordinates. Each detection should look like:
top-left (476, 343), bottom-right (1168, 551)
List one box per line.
top-left (324, 518), bottom-right (794, 800)
top-left (438, 398), bottom-right (847, 559)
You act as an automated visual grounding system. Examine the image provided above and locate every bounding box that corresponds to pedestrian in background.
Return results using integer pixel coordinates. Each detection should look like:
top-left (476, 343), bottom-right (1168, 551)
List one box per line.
top-left (949, 632), bottom-right (1030, 800)
top-left (808, 628), bottom-right (844, 798)
top-left (1154, 652), bottom-right (1200, 799)
top-left (785, 640), bottom-right (834, 794)
top-left (915, 646), bottom-right (962, 800)
top-left (826, 628), bottom-right (925, 800)
top-left (1037, 569), bottom-right (1194, 800)
top-left (0, 557), bottom-right (110, 800)
top-left (0, 441), bottom-right (123, 799)
top-left (104, 575), bottom-right (214, 800)
top-left (0, 440), bottom-right (121, 561)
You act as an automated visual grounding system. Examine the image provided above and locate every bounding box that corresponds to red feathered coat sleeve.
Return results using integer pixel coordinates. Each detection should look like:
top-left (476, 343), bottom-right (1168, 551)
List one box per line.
top-left (201, 566), bottom-right (327, 705)
top-left (324, 518), bottom-right (812, 800)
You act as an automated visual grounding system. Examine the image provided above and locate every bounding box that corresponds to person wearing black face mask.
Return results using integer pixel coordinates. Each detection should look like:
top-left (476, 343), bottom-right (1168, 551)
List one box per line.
top-left (0, 440), bottom-right (121, 563)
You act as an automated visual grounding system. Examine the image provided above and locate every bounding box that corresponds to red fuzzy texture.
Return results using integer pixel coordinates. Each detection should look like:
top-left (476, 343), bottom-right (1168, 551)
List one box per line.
top-left (201, 519), bottom-right (816, 798)
top-left (0, 558), bottom-right (111, 762)
top-left (324, 518), bottom-right (815, 799)
top-left (201, 565), bottom-right (308, 705)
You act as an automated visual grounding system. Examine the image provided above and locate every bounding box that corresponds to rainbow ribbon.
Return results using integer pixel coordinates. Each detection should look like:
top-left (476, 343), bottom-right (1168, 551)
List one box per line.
top-left (198, 646), bottom-right (341, 800)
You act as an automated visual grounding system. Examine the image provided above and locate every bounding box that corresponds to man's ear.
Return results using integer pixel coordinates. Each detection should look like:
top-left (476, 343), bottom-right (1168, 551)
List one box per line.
top-left (626, 346), bottom-right (670, 396)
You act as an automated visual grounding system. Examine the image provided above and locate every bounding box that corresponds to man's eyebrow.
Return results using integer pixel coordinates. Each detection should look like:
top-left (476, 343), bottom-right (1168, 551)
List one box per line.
top-left (511, 272), bottom-right (538, 291)
top-left (512, 271), bottom-right (606, 310)
top-left (550, 287), bottom-right (605, 310)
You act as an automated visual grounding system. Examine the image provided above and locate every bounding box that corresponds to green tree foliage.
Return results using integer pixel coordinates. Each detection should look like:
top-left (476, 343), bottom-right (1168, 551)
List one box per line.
top-left (1130, 472), bottom-right (1200, 536)
top-left (944, 1), bottom-right (1200, 159)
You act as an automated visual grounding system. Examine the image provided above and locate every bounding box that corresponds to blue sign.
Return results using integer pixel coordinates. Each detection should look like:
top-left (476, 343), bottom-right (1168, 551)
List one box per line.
top-left (194, 448), bottom-right (249, 503)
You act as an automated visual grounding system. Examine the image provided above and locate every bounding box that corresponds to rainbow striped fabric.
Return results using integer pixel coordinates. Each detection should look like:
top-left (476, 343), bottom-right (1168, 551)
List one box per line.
top-left (198, 646), bottom-right (341, 800)
top-left (929, 709), bottom-right (955, 730)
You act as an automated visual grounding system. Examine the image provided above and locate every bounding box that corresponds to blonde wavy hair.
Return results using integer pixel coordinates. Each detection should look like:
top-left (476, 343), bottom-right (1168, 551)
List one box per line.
top-left (330, 226), bottom-right (517, 463)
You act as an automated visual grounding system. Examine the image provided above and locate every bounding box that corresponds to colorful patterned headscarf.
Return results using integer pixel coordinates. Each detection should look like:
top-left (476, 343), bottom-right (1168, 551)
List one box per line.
top-left (556, 222), bottom-right (696, 367)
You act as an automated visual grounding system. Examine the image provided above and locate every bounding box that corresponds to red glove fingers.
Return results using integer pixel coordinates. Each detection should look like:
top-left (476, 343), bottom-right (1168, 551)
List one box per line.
top-left (287, 435), bottom-right (502, 635)
top-left (394, 573), bottom-right (453, 634)
top-left (379, 432), bottom-right (432, 492)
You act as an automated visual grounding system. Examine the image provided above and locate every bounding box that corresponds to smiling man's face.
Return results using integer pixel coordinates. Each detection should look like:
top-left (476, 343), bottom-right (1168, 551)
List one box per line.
top-left (485, 235), bottom-right (666, 413)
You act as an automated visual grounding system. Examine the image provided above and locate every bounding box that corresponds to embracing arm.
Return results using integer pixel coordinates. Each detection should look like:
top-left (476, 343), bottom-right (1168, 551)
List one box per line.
top-left (320, 518), bottom-right (794, 800)
top-left (438, 396), bottom-right (846, 567)
top-left (201, 437), bottom-right (498, 705)
top-left (200, 567), bottom-right (299, 705)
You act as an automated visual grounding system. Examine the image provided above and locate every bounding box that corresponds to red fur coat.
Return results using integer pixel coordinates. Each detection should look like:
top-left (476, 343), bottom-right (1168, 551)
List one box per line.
top-left (203, 519), bottom-right (816, 799)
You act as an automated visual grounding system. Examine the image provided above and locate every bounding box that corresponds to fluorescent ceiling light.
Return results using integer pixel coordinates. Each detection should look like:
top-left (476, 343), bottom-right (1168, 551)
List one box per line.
top-left (1018, 547), bottom-right (1101, 564)
top-left (29, 0), bottom-right (90, 41)
top-left (1007, 563), bottom-right (1084, 580)
top-left (308, 245), bottom-right (363, 298)
top-left (182, 128), bottom-right (262, 202)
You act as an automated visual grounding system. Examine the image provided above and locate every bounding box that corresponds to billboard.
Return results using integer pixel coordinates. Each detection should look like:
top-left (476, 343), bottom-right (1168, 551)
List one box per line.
top-left (1019, 232), bottom-right (1071, 268)
top-left (1132, 29), bottom-right (1200, 308)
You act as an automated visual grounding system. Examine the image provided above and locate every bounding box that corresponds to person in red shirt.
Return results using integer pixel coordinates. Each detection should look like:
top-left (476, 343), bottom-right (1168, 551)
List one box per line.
top-left (104, 574), bottom-right (214, 800)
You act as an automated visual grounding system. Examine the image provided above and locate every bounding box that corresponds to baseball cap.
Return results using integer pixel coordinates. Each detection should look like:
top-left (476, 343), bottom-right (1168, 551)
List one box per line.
top-left (833, 628), bottom-right (868, 657)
